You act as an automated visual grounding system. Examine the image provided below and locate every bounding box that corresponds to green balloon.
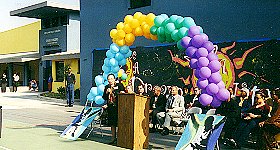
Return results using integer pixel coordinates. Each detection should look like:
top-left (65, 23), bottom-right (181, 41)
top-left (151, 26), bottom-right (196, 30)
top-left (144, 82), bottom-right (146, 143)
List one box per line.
top-left (175, 17), bottom-right (184, 29)
top-left (165, 33), bottom-right (174, 43)
top-left (158, 35), bottom-right (166, 43)
top-left (171, 30), bottom-right (180, 42)
top-left (157, 26), bottom-right (165, 36)
top-left (169, 15), bottom-right (179, 23)
top-left (150, 26), bottom-right (158, 35)
top-left (161, 19), bottom-right (170, 27)
top-left (178, 27), bottom-right (189, 38)
top-left (181, 17), bottom-right (196, 28)
top-left (160, 14), bottom-right (169, 20)
top-left (165, 23), bottom-right (176, 34)
top-left (154, 16), bottom-right (165, 27)
top-left (177, 40), bottom-right (185, 51)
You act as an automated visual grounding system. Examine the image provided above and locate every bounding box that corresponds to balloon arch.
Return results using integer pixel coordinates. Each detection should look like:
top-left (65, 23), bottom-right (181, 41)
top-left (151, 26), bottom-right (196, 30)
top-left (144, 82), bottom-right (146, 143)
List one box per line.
top-left (88, 12), bottom-right (230, 108)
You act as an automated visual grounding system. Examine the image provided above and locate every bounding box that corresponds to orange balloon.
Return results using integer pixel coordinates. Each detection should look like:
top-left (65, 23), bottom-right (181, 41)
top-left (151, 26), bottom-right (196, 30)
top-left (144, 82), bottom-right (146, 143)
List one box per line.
top-left (134, 27), bottom-right (143, 36)
top-left (150, 34), bottom-right (158, 40)
top-left (144, 33), bottom-right (151, 39)
top-left (110, 29), bottom-right (118, 39)
top-left (142, 24), bottom-right (150, 34)
top-left (123, 24), bottom-right (132, 33)
top-left (116, 39), bottom-right (125, 46)
top-left (124, 15), bottom-right (133, 24)
top-left (117, 30), bottom-right (126, 39)
top-left (125, 42), bottom-right (133, 46)
top-left (125, 33), bottom-right (135, 43)
top-left (112, 38), bottom-right (116, 43)
top-left (116, 22), bottom-right (125, 30)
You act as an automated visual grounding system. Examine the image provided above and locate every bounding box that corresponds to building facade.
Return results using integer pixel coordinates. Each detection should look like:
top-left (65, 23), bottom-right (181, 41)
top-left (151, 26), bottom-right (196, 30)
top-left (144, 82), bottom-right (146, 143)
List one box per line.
top-left (80, 0), bottom-right (280, 104)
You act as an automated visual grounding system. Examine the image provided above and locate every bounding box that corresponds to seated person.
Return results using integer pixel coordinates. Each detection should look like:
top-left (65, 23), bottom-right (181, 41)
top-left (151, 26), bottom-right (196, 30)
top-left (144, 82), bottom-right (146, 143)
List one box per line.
top-left (233, 92), bottom-right (270, 148)
top-left (157, 86), bottom-right (184, 135)
top-left (237, 88), bottom-right (251, 113)
top-left (136, 84), bottom-right (148, 96)
top-left (188, 87), bottom-right (200, 109)
top-left (125, 85), bottom-right (134, 93)
top-left (259, 89), bottom-right (280, 149)
top-left (149, 86), bottom-right (167, 132)
top-left (182, 85), bottom-right (192, 109)
top-left (30, 80), bottom-right (38, 91)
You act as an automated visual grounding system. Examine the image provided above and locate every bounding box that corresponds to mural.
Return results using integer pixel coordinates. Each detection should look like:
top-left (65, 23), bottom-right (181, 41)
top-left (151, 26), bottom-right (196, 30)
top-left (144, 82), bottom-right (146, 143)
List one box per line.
top-left (93, 39), bottom-right (279, 95)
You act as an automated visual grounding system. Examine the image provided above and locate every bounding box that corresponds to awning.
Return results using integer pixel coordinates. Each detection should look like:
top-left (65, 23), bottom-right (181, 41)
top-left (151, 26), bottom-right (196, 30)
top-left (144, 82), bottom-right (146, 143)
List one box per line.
top-left (41, 51), bottom-right (80, 61)
top-left (0, 52), bottom-right (40, 63)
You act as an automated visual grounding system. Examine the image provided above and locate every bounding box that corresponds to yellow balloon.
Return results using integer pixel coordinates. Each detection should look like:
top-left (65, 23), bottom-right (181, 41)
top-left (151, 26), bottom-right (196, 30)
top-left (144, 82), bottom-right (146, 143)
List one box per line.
top-left (134, 27), bottom-right (143, 36)
top-left (124, 15), bottom-right (133, 24)
top-left (125, 33), bottom-right (135, 43)
top-left (139, 15), bottom-right (147, 24)
top-left (123, 24), bottom-right (132, 33)
top-left (110, 29), bottom-right (118, 39)
top-left (150, 34), bottom-right (158, 40)
top-left (112, 38), bottom-right (116, 43)
top-left (129, 19), bottom-right (140, 29)
top-left (118, 70), bottom-right (123, 77)
top-left (146, 13), bottom-right (156, 26)
top-left (133, 12), bottom-right (143, 20)
top-left (142, 24), bottom-right (150, 34)
top-left (116, 39), bottom-right (125, 46)
top-left (117, 30), bottom-right (126, 39)
top-left (116, 22), bottom-right (125, 30)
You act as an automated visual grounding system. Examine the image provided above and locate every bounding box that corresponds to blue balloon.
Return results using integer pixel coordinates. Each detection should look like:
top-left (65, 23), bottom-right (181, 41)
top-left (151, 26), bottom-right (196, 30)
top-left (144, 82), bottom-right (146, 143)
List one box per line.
top-left (104, 58), bottom-right (110, 66)
top-left (106, 50), bottom-right (115, 58)
top-left (97, 84), bottom-right (105, 95)
top-left (102, 65), bottom-right (110, 73)
top-left (87, 93), bottom-right (95, 102)
top-left (90, 87), bottom-right (98, 96)
top-left (95, 97), bottom-right (105, 105)
top-left (95, 75), bottom-right (104, 86)
top-left (115, 52), bottom-right (125, 61)
top-left (119, 58), bottom-right (127, 66)
top-left (120, 45), bottom-right (130, 54)
top-left (110, 43), bottom-right (120, 53)
top-left (125, 50), bottom-right (132, 58)
top-left (104, 80), bottom-right (108, 85)
top-left (103, 73), bottom-right (109, 81)
top-left (109, 58), bottom-right (118, 66)
top-left (111, 66), bottom-right (120, 73)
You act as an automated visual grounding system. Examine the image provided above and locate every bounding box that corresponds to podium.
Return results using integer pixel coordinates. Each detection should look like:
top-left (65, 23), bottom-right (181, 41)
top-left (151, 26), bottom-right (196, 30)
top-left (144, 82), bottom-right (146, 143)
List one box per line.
top-left (117, 93), bottom-right (150, 149)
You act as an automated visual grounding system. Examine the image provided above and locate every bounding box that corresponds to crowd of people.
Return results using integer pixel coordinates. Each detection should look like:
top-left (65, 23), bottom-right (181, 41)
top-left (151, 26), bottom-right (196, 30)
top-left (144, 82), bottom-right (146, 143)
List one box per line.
top-left (99, 73), bottom-right (279, 148)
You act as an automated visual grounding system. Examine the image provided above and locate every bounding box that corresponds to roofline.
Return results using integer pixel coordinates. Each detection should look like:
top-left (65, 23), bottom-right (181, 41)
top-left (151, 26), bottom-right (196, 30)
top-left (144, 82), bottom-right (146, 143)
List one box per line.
top-left (10, 1), bottom-right (79, 17)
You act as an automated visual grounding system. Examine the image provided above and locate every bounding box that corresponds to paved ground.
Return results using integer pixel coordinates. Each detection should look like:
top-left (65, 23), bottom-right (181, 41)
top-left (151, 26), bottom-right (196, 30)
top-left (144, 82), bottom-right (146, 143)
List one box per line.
top-left (0, 91), bottom-right (254, 150)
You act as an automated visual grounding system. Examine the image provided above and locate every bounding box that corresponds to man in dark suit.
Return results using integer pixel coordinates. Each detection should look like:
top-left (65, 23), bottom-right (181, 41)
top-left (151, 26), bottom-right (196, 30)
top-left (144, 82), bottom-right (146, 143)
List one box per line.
top-left (149, 86), bottom-right (167, 132)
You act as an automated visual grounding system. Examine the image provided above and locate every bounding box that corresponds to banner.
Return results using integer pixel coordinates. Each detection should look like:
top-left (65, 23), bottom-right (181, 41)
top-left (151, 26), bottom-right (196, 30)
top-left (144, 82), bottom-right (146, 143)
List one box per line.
top-left (176, 114), bottom-right (225, 150)
top-left (60, 107), bottom-right (102, 140)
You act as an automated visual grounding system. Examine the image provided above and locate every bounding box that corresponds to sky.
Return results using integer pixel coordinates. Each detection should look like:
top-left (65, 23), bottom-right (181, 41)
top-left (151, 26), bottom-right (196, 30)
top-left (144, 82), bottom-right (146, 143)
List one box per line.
top-left (0, 0), bottom-right (79, 32)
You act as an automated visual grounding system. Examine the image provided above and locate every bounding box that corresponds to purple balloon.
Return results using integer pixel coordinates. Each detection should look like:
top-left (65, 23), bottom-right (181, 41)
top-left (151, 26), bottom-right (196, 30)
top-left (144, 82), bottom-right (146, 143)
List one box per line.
top-left (208, 60), bottom-right (221, 73)
top-left (207, 53), bottom-right (219, 61)
top-left (216, 88), bottom-right (230, 101)
top-left (186, 46), bottom-right (197, 58)
top-left (188, 26), bottom-right (201, 38)
top-left (190, 58), bottom-right (198, 69)
top-left (194, 69), bottom-right (200, 78)
top-left (199, 94), bottom-right (213, 106)
top-left (197, 57), bottom-right (209, 68)
top-left (197, 78), bottom-right (209, 89)
top-left (203, 41), bottom-right (214, 52)
top-left (200, 33), bottom-right (209, 41)
top-left (209, 72), bottom-right (222, 84)
top-left (181, 36), bottom-right (192, 48)
top-left (191, 35), bottom-right (205, 48)
top-left (196, 47), bottom-right (208, 58)
top-left (199, 67), bottom-right (211, 79)
top-left (211, 96), bottom-right (222, 108)
top-left (217, 81), bottom-right (225, 89)
top-left (206, 83), bottom-right (219, 95)
top-left (201, 89), bottom-right (207, 94)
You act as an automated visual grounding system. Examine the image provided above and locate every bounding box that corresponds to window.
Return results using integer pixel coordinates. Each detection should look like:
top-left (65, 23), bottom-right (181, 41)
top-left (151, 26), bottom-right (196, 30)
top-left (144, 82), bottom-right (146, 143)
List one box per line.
top-left (55, 61), bottom-right (64, 81)
top-left (41, 15), bottom-right (68, 29)
top-left (130, 0), bottom-right (151, 9)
